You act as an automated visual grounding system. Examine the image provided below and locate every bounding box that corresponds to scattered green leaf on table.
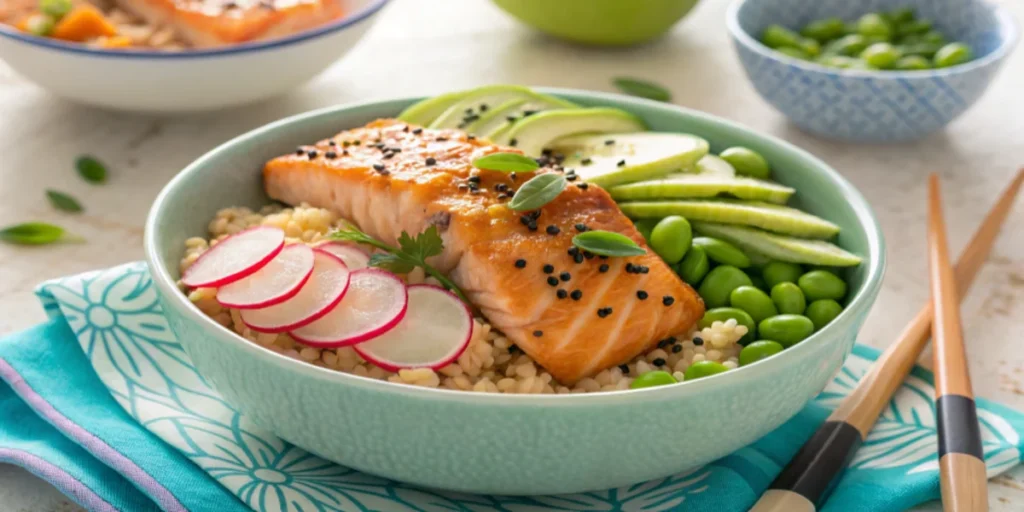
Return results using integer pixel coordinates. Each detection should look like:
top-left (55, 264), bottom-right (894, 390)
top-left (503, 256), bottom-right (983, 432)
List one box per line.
top-left (613, 77), bottom-right (672, 102)
top-left (509, 173), bottom-right (566, 211)
top-left (46, 189), bottom-right (84, 213)
top-left (76, 155), bottom-right (107, 184)
top-left (0, 222), bottom-right (80, 245)
top-left (472, 152), bottom-right (540, 172)
top-left (572, 230), bottom-right (647, 257)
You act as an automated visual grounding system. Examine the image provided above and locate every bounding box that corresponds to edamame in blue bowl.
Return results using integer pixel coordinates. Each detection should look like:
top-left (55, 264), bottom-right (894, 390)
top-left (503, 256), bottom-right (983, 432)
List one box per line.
top-left (145, 88), bottom-right (884, 494)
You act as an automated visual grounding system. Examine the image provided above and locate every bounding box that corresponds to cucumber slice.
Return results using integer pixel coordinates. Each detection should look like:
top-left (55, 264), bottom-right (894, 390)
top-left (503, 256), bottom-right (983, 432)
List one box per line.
top-left (691, 221), bottom-right (862, 267)
top-left (397, 90), bottom-right (471, 126)
top-left (497, 107), bottom-right (647, 156)
top-left (554, 132), bottom-right (709, 188)
top-left (696, 155), bottom-right (736, 177)
top-left (618, 199), bottom-right (840, 239)
top-left (607, 174), bottom-right (795, 204)
top-left (466, 96), bottom-right (578, 137)
top-left (429, 85), bottom-right (570, 130)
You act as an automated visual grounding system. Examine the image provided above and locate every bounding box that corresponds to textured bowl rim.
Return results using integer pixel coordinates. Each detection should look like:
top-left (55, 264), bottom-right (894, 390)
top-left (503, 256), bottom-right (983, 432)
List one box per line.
top-left (144, 88), bottom-right (886, 405)
top-left (725, 0), bottom-right (1019, 78)
top-left (0, 0), bottom-right (388, 59)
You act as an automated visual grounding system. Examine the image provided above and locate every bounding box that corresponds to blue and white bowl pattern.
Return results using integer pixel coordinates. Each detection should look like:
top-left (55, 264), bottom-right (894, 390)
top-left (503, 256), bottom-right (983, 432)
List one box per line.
top-left (728, 0), bottom-right (1018, 142)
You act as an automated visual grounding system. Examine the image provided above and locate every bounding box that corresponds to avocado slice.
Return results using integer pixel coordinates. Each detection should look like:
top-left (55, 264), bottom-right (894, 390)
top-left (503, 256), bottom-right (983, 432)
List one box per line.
top-left (552, 132), bottom-right (709, 188)
top-left (496, 107), bottom-right (646, 156)
top-left (466, 96), bottom-right (578, 137)
top-left (695, 154), bottom-right (736, 177)
top-left (618, 199), bottom-right (840, 239)
top-left (427, 85), bottom-right (575, 130)
top-left (607, 174), bottom-right (795, 204)
top-left (692, 221), bottom-right (861, 266)
top-left (397, 89), bottom-right (471, 126)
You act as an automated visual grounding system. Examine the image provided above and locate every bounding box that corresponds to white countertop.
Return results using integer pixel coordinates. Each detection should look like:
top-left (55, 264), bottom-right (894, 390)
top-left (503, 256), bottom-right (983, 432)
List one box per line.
top-left (1, 0), bottom-right (1022, 510)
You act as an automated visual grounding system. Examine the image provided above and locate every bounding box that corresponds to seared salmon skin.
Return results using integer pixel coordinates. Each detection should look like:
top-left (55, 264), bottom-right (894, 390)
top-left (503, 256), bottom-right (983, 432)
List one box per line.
top-left (113, 0), bottom-right (344, 47)
top-left (264, 119), bottom-right (705, 384)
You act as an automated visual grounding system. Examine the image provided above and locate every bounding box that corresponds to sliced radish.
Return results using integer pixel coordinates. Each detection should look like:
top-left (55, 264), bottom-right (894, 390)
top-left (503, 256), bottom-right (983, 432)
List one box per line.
top-left (241, 249), bottom-right (351, 333)
top-left (315, 241), bottom-right (370, 270)
top-left (355, 284), bottom-right (473, 371)
top-left (289, 269), bottom-right (408, 348)
top-left (216, 244), bottom-right (315, 309)
top-left (182, 226), bottom-right (285, 288)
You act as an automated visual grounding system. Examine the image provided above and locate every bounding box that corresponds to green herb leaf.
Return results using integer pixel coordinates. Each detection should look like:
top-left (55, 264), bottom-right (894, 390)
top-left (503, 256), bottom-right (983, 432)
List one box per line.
top-left (0, 222), bottom-right (80, 245)
top-left (612, 77), bottom-right (672, 102)
top-left (46, 189), bottom-right (84, 213)
top-left (572, 230), bottom-right (647, 257)
top-left (330, 224), bottom-right (469, 304)
top-left (76, 155), bottom-right (107, 184)
top-left (509, 173), bottom-right (567, 211)
top-left (472, 152), bottom-right (540, 173)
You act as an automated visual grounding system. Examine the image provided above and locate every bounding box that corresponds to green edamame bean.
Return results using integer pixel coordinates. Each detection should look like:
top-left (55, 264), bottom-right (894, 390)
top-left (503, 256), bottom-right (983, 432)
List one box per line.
top-left (894, 55), bottom-right (931, 70)
top-left (630, 370), bottom-right (677, 389)
top-left (633, 218), bottom-right (658, 242)
top-left (799, 38), bottom-right (821, 57)
top-left (888, 7), bottom-right (915, 25)
top-left (798, 270), bottom-right (848, 301)
top-left (762, 24), bottom-right (802, 49)
top-left (730, 286), bottom-right (779, 323)
top-left (649, 216), bottom-right (692, 264)
top-left (806, 299), bottom-right (843, 330)
top-left (699, 307), bottom-right (757, 344)
top-left (739, 340), bottom-right (785, 366)
top-left (934, 42), bottom-right (972, 68)
top-left (719, 147), bottom-right (771, 179)
top-left (896, 19), bottom-right (932, 38)
top-left (676, 246), bottom-right (709, 286)
top-left (25, 14), bottom-right (55, 36)
top-left (684, 360), bottom-right (729, 381)
top-left (40, 0), bottom-right (72, 17)
top-left (860, 42), bottom-right (901, 69)
top-left (762, 261), bottom-right (803, 288)
top-left (758, 314), bottom-right (815, 347)
top-left (816, 55), bottom-right (862, 69)
top-left (898, 42), bottom-right (942, 58)
top-left (824, 34), bottom-right (870, 56)
top-left (771, 282), bottom-right (806, 315)
top-left (921, 30), bottom-right (946, 45)
top-left (692, 237), bottom-right (751, 268)
top-left (801, 18), bottom-right (846, 42)
top-left (857, 13), bottom-right (892, 40)
top-left (749, 274), bottom-right (768, 291)
top-left (776, 46), bottom-right (811, 60)
top-left (698, 265), bottom-right (753, 308)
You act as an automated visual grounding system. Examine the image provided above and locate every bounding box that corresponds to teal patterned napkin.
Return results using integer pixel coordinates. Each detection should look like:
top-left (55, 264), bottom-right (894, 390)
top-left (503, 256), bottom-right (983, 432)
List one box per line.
top-left (0, 261), bottom-right (1022, 511)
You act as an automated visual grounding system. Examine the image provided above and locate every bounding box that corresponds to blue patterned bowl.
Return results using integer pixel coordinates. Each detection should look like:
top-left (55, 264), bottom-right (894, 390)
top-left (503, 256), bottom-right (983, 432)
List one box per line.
top-left (144, 89), bottom-right (885, 495)
top-left (727, 0), bottom-right (1018, 142)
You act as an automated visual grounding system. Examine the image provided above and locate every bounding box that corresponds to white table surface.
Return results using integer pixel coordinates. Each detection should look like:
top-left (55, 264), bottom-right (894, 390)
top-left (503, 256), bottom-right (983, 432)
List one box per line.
top-left (1, 0), bottom-right (1022, 510)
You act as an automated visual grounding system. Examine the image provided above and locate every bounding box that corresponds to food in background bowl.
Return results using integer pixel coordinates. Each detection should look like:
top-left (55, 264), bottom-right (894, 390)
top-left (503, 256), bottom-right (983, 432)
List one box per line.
top-left (176, 85), bottom-right (862, 393)
top-left (2, 0), bottom-right (345, 49)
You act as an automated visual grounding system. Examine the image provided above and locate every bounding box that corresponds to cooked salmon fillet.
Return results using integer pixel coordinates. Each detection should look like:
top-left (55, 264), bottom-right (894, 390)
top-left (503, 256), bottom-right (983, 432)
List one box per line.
top-left (264, 119), bottom-right (705, 384)
top-left (112, 0), bottom-right (343, 47)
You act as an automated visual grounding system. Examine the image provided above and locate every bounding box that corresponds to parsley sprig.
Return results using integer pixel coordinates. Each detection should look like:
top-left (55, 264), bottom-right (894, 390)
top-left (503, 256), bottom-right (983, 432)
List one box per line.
top-left (330, 224), bottom-right (469, 304)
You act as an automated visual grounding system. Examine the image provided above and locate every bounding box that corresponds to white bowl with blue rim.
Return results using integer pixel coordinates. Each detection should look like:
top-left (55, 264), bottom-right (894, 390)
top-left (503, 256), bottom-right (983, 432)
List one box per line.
top-left (0, 0), bottom-right (388, 113)
top-left (727, 0), bottom-right (1018, 143)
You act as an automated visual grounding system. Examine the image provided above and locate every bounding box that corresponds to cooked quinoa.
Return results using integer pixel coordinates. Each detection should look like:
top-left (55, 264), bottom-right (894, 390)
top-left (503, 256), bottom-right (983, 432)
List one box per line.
top-left (180, 204), bottom-right (747, 394)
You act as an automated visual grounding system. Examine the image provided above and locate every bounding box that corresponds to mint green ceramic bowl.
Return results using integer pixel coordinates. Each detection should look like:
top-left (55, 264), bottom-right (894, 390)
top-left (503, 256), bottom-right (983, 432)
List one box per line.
top-left (144, 89), bottom-right (885, 495)
top-left (491, 0), bottom-right (701, 46)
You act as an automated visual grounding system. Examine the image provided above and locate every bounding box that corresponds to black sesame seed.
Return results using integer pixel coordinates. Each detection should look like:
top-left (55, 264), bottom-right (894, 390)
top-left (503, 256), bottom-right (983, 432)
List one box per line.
top-left (546, 225), bottom-right (560, 235)
top-left (533, 330), bottom-right (543, 337)
top-left (468, 176), bottom-right (481, 183)
top-left (543, 264), bottom-right (554, 274)
top-left (557, 289), bottom-right (568, 299)
top-left (390, 148), bottom-right (402, 153)
top-left (496, 183), bottom-right (509, 192)
top-left (479, 104), bottom-right (489, 112)
top-left (497, 193), bottom-right (509, 200)
top-left (568, 247), bottom-right (579, 257)
top-left (604, 139), bottom-right (615, 146)
top-left (599, 264), bottom-right (610, 273)
top-left (581, 157), bottom-right (593, 165)
top-left (509, 138), bottom-right (518, 147)
top-left (514, 259), bottom-right (527, 268)
top-left (509, 344), bottom-right (519, 353)
top-left (506, 116), bottom-right (518, 123)
top-left (636, 290), bottom-right (648, 300)
top-left (382, 152), bottom-right (395, 160)
top-left (467, 134), bottom-right (476, 140)
top-left (575, 223), bottom-right (588, 232)
top-left (597, 307), bottom-right (612, 318)
top-left (342, 150), bottom-right (349, 156)
top-left (510, 172), bottom-right (518, 181)
top-left (619, 364), bottom-right (630, 374)
top-left (529, 210), bottom-right (542, 219)
top-left (625, 263), bottom-right (635, 273)
top-left (693, 337), bottom-right (704, 346)
top-left (520, 215), bottom-right (532, 226)
top-left (403, 125), bottom-right (410, 133)
top-left (616, 160), bottom-right (626, 167)
top-left (373, 163), bottom-right (385, 171)
top-left (559, 271), bottom-right (571, 282)
top-left (653, 358), bottom-right (666, 367)
top-left (541, 148), bottom-right (553, 157)
top-left (328, 140), bottom-right (337, 146)
top-left (342, 140), bottom-right (352, 147)
top-left (325, 151), bottom-right (338, 159)
top-left (566, 175), bottom-right (578, 182)
top-left (527, 222), bottom-right (538, 231)
top-left (425, 157), bottom-right (437, 166)
top-left (599, 255), bottom-right (609, 260)
top-left (583, 251), bottom-right (595, 260)
top-left (467, 183), bottom-right (479, 191)
top-left (412, 128), bottom-right (423, 135)
top-left (307, 150), bottom-right (318, 159)
top-left (523, 110), bottom-right (537, 117)
top-left (295, 148), bottom-right (305, 155)
top-left (574, 253), bottom-right (584, 263)
top-left (639, 265), bottom-right (649, 274)
top-left (663, 296), bottom-right (675, 306)
top-left (436, 137), bottom-right (449, 142)
top-left (570, 290), bottom-right (582, 300)
top-left (657, 339), bottom-right (671, 349)
top-left (577, 183), bottom-right (589, 190)
top-left (373, 142), bottom-right (386, 149)
top-left (547, 276), bottom-right (559, 287)
top-left (464, 107), bottom-right (474, 114)
top-left (672, 344), bottom-right (683, 353)
top-left (666, 336), bottom-right (677, 345)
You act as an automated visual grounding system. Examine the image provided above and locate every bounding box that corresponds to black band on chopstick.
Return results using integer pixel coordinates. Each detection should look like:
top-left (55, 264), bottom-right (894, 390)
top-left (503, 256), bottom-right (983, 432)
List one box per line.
top-left (768, 420), bottom-right (862, 505)
top-left (936, 394), bottom-right (984, 459)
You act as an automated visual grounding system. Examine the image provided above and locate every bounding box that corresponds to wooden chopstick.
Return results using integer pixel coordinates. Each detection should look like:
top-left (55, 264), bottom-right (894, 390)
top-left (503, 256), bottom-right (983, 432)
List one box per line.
top-left (750, 169), bottom-right (1023, 512)
top-left (928, 174), bottom-right (988, 511)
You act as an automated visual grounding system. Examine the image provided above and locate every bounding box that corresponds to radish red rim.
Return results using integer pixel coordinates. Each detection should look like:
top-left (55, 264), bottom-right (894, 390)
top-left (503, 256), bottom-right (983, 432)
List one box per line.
top-left (181, 226), bottom-right (285, 288)
top-left (289, 268), bottom-right (409, 348)
top-left (355, 284), bottom-right (474, 372)
top-left (314, 240), bottom-right (371, 270)
top-left (216, 244), bottom-right (316, 309)
top-left (240, 249), bottom-right (352, 333)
